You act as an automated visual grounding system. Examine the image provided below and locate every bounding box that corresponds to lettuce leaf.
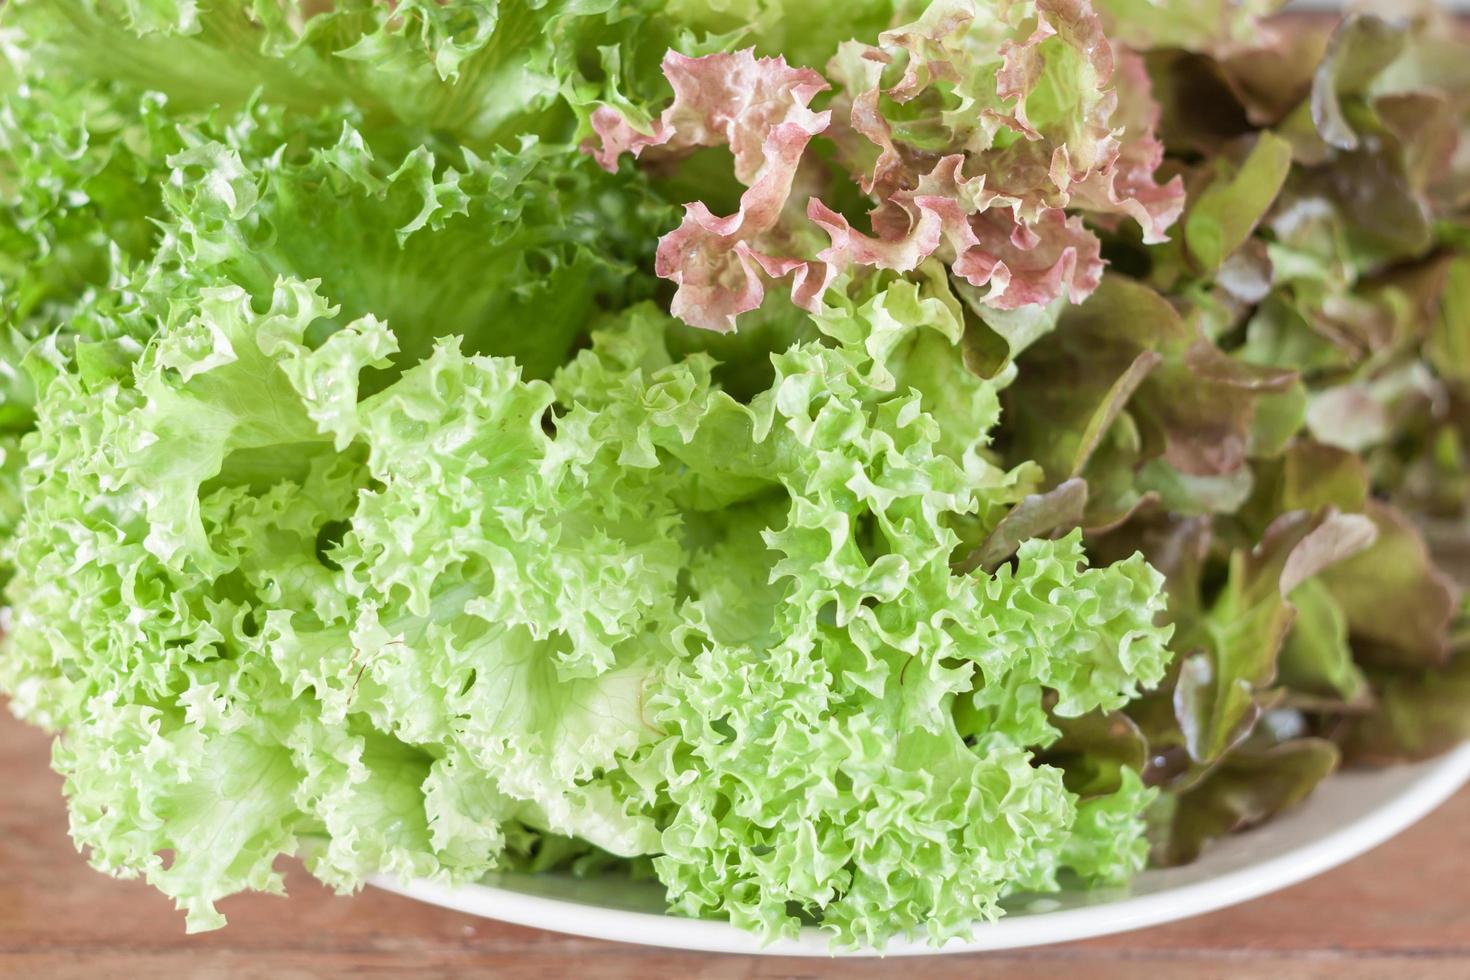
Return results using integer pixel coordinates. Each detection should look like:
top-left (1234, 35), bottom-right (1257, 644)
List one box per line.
top-left (1045, 7), bottom-right (1470, 863)
top-left (586, 0), bottom-right (1183, 332)
top-left (3, 267), bottom-right (1175, 940)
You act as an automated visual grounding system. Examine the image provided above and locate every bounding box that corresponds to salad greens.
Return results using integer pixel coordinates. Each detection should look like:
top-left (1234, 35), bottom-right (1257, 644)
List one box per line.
top-left (0, 0), bottom-right (1466, 949)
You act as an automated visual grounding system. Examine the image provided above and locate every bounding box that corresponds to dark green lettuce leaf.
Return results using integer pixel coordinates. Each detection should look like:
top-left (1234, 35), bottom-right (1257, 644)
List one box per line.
top-left (1340, 648), bottom-right (1470, 765)
top-left (1072, 6), bottom-right (1470, 866)
top-left (1310, 13), bottom-right (1407, 153)
top-left (1039, 709), bottom-right (1150, 800)
top-left (1320, 500), bottom-right (1461, 671)
top-left (953, 478), bottom-right (1087, 574)
top-left (1170, 510), bottom-right (1375, 766)
top-left (1149, 737), bottom-right (1339, 867)
top-left (1004, 275), bottom-right (1297, 527)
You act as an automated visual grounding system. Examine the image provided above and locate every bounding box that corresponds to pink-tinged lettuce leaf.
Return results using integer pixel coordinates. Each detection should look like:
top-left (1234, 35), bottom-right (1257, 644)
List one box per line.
top-left (586, 107), bottom-right (675, 175)
top-left (994, 0), bottom-right (1117, 173)
top-left (810, 159), bottom-right (1105, 312)
top-left (589, 49), bottom-right (831, 331)
top-left (653, 121), bottom-right (827, 331)
top-left (586, 49), bottom-right (830, 182)
top-left (589, 0), bottom-right (1181, 331)
top-left (1067, 51), bottom-right (1186, 245)
top-left (829, 0), bottom-right (1180, 229)
top-left (958, 207), bottom-right (1106, 309)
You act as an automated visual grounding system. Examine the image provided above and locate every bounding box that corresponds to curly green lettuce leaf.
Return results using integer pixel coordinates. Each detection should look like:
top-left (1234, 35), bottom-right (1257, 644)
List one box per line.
top-left (0, 1), bottom-right (691, 584)
top-left (578, 288), bottom-right (1170, 946)
top-left (661, 0), bottom-right (899, 69)
top-left (9, 0), bottom-right (651, 152)
top-left (154, 112), bottom-right (672, 379)
top-left (2, 251), bottom-right (1175, 945)
top-left (627, 526), bottom-right (1172, 945)
top-left (0, 66), bottom-right (172, 339)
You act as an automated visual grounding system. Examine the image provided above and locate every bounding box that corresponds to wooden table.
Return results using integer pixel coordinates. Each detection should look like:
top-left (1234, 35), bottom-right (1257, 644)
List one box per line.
top-left (2, 709), bottom-right (1467, 979)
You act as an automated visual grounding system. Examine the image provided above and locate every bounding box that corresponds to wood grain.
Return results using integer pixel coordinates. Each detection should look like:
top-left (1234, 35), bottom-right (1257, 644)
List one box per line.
top-left (2, 710), bottom-right (1468, 978)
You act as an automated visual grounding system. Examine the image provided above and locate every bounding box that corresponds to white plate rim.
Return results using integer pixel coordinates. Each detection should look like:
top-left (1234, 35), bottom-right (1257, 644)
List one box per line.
top-left (368, 741), bottom-right (1470, 958)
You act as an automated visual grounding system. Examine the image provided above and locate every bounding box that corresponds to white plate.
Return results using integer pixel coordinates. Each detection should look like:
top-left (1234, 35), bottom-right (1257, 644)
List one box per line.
top-left (370, 741), bottom-right (1470, 956)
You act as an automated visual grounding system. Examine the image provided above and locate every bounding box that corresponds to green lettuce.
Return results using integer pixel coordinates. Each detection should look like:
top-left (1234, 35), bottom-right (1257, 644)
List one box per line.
top-left (0, 0), bottom-right (1189, 947)
top-left (3, 262), bottom-right (1174, 939)
top-left (4, 0), bottom-right (1466, 951)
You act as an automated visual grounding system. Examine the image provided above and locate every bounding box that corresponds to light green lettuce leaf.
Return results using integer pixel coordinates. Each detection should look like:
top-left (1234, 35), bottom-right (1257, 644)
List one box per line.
top-left (2, 265), bottom-right (1177, 942)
